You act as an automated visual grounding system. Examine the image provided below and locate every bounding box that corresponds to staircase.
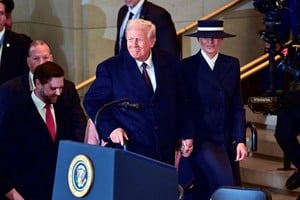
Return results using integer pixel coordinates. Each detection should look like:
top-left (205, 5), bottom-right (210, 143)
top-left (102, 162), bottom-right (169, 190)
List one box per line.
top-left (240, 106), bottom-right (300, 200)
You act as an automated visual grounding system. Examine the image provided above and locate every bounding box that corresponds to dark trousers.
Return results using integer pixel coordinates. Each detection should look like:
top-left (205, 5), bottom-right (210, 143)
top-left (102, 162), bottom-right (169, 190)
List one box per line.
top-left (189, 141), bottom-right (240, 200)
top-left (275, 101), bottom-right (300, 167)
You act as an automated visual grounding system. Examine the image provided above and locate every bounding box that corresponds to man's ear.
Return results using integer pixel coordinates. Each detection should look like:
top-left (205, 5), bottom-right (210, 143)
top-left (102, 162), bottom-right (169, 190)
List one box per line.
top-left (150, 38), bottom-right (156, 48)
top-left (35, 79), bottom-right (41, 87)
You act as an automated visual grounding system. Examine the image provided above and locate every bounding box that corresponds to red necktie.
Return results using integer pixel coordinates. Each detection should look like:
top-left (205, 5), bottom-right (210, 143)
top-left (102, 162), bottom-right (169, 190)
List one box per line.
top-left (45, 104), bottom-right (56, 142)
top-left (141, 62), bottom-right (153, 92)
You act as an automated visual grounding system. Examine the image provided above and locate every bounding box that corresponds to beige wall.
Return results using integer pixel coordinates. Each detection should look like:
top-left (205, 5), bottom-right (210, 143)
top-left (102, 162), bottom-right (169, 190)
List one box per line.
top-left (11, 0), bottom-right (264, 87)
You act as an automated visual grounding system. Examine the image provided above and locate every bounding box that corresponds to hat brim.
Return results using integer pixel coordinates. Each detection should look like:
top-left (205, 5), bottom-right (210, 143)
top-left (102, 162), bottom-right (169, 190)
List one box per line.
top-left (185, 31), bottom-right (236, 38)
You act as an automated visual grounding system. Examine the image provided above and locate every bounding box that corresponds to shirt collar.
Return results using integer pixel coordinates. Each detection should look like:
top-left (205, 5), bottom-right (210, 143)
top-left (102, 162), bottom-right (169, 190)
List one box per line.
top-left (31, 90), bottom-right (48, 112)
top-left (128, 0), bottom-right (144, 17)
top-left (0, 27), bottom-right (5, 39)
top-left (29, 71), bottom-right (35, 91)
top-left (135, 51), bottom-right (153, 69)
top-left (201, 49), bottom-right (219, 70)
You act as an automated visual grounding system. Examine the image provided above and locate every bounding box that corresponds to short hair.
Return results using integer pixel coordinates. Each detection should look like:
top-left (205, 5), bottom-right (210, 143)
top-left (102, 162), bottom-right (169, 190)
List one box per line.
top-left (126, 19), bottom-right (156, 40)
top-left (28, 40), bottom-right (51, 57)
top-left (0, 0), bottom-right (14, 13)
top-left (33, 61), bottom-right (64, 85)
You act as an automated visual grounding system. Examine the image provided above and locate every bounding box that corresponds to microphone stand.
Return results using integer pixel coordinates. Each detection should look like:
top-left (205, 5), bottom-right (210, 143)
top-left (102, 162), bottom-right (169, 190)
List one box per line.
top-left (94, 98), bottom-right (141, 149)
top-left (94, 98), bottom-right (129, 128)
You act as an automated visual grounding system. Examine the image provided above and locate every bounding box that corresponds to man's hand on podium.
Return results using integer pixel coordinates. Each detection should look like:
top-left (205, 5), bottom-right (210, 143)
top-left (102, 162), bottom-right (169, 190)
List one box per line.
top-left (109, 128), bottom-right (129, 146)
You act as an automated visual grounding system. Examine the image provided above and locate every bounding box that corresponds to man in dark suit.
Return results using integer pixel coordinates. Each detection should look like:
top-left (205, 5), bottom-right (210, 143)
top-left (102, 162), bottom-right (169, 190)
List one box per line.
top-left (84, 19), bottom-right (191, 165)
top-left (179, 20), bottom-right (248, 200)
top-left (114, 0), bottom-right (179, 57)
top-left (0, 40), bottom-right (87, 143)
top-left (0, 61), bottom-right (86, 200)
top-left (272, 0), bottom-right (300, 192)
top-left (0, 0), bottom-right (31, 85)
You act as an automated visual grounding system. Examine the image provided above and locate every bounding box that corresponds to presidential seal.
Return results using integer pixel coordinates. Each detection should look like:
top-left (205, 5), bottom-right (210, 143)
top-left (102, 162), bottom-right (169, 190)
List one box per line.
top-left (68, 154), bottom-right (94, 197)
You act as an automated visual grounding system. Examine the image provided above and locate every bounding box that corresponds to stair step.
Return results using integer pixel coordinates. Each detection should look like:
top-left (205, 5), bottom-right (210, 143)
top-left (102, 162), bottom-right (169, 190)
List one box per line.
top-left (243, 183), bottom-right (300, 200)
top-left (240, 156), bottom-right (300, 194)
top-left (243, 105), bottom-right (300, 199)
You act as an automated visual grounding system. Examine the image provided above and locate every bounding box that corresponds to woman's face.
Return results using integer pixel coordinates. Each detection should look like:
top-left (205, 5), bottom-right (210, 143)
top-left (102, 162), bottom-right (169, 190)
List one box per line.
top-left (198, 37), bottom-right (223, 58)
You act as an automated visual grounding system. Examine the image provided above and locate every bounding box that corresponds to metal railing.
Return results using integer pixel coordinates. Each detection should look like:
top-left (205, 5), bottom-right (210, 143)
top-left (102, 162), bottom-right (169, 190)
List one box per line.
top-left (240, 54), bottom-right (282, 80)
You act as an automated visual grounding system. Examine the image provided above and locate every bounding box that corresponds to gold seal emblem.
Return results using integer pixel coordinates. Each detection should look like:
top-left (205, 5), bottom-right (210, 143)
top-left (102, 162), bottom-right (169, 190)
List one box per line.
top-left (68, 154), bottom-right (94, 197)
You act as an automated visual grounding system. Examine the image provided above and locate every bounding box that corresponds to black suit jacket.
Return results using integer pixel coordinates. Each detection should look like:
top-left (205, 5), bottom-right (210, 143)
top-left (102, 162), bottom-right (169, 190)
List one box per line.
top-left (0, 74), bottom-right (87, 200)
top-left (0, 30), bottom-right (31, 85)
top-left (0, 73), bottom-right (87, 142)
top-left (114, 0), bottom-right (179, 56)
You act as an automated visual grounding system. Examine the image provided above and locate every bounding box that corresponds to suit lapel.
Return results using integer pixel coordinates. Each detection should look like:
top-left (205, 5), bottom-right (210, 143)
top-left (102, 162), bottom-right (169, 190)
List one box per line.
top-left (123, 52), bottom-right (154, 97)
top-left (196, 53), bottom-right (222, 89)
top-left (1, 30), bottom-right (10, 67)
top-left (213, 54), bottom-right (233, 84)
top-left (139, 0), bottom-right (148, 19)
top-left (151, 50), bottom-right (166, 98)
top-left (26, 97), bottom-right (53, 141)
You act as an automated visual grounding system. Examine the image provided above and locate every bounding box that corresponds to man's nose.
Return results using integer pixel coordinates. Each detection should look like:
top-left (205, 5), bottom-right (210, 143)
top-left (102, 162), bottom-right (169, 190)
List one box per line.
top-left (55, 88), bottom-right (62, 96)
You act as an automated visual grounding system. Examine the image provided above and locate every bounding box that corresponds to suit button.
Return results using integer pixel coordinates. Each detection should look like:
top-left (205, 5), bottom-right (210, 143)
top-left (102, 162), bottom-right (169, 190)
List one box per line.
top-left (154, 125), bottom-right (159, 130)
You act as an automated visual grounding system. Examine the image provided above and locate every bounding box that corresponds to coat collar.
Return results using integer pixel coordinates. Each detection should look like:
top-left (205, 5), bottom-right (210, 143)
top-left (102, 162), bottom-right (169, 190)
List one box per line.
top-left (195, 51), bottom-right (233, 89)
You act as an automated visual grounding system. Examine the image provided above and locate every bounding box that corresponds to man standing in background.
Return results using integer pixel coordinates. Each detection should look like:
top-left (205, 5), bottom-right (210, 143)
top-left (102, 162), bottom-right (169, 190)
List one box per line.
top-left (115, 0), bottom-right (179, 57)
top-left (0, 0), bottom-right (31, 85)
top-left (2, 0), bottom-right (14, 30)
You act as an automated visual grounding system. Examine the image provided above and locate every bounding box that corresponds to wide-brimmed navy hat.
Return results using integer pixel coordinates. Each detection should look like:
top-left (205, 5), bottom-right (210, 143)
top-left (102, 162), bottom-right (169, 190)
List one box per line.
top-left (185, 20), bottom-right (235, 38)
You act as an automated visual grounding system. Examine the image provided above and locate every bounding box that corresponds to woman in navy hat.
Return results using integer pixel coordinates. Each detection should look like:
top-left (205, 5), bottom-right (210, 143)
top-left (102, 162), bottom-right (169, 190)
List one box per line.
top-left (179, 20), bottom-right (248, 200)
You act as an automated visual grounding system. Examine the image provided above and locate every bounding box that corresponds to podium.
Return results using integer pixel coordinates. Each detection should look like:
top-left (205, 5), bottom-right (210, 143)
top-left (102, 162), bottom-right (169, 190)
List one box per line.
top-left (52, 140), bottom-right (178, 200)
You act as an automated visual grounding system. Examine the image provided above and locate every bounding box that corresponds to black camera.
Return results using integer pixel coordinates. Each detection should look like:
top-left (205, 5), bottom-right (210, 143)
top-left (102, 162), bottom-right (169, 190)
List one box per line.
top-left (253, 0), bottom-right (286, 14)
top-left (277, 38), bottom-right (300, 80)
top-left (247, 0), bottom-right (288, 115)
top-left (253, 0), bottom-right (286, 44)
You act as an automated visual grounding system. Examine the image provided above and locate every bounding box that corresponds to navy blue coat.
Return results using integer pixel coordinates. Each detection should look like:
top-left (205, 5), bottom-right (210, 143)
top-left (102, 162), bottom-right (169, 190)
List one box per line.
top-left (180, 51), bottom-right (246, 146)
top-left (84, 49), bottom-right (190, 165)
top-left (180, 51), bottom-right (246, 199)
top-left (114, 0), bottom-right (179, 56)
